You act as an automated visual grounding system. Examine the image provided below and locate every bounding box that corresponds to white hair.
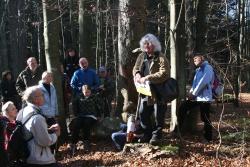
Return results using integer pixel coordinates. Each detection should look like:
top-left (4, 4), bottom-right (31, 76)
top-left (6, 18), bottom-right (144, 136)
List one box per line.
top-left (1, 101), bottom-right (14, 117)
top-left (139, 33), bottom-right (162, 52)
top-left (22, 86), bottom-right (41, 103)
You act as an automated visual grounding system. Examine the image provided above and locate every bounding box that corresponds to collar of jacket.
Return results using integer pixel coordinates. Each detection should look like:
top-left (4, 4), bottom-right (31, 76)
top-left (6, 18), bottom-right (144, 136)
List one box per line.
top-left (81, 68), bottom-right (89, 72)
top-left (144, 51), bottom-right (160, 61)
top-left (198, 61), bottom-right (209, 70)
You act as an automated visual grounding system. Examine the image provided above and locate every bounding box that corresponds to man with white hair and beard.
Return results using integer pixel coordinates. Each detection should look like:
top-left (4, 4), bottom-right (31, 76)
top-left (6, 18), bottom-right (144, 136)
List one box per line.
top-left (133, 33), bottom-right (170, 145)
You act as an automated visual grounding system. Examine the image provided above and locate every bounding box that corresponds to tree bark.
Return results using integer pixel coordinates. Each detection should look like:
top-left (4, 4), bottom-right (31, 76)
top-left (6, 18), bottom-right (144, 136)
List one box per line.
top-left (0, 0), bottom-right (8, 75)
top-left (195, 0), bottom-right (208, 53)
top-left (42, 0), bottom-right (67, 141)
top-left (117, 0), bottom-right (146, 114)
top-left (8, 0), bottom-right (26, 78)
top-left (78, 0), bottom-right (93, 64)
top-left (169, 0), bottom-right (178, 132)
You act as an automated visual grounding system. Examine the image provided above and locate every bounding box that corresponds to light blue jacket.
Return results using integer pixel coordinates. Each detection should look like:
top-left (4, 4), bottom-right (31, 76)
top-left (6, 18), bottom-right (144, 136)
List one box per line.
top-left (190, 61), bottom-right (214, 102)
top-left (38, 82), bottom-right (59, 118)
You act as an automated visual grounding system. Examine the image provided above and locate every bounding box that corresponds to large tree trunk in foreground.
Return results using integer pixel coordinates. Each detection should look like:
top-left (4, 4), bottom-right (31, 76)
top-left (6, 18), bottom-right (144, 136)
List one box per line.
top-left (117, 0), bottom-right (146, 115)
top-left (42, 0), bottom-right (67, 141)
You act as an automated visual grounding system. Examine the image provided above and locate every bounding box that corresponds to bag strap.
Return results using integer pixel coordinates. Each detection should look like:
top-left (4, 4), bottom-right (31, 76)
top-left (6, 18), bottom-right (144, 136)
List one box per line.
top-left (23, 112), bottom-right (39, 125)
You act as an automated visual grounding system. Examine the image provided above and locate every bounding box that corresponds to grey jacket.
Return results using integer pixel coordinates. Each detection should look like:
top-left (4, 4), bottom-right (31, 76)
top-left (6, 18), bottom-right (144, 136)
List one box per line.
top-left (16, 103), bottom-right (57, 165)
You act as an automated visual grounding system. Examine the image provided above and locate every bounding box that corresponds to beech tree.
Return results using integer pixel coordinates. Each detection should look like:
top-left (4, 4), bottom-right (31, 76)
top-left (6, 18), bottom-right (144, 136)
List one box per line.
top-left (117, 0), bottom-right (146, 111)
top-left (42, 0), bottom-right (67, 140)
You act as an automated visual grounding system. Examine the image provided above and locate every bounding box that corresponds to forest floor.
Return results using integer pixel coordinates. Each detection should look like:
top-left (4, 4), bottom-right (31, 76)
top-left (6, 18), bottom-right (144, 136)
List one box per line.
top-left (57, 93), bottom-right (250, 167)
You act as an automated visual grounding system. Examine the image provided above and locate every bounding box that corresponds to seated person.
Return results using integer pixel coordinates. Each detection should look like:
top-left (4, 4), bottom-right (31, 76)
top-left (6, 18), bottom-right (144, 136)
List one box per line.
top-left (68, 85), bottom-right (102, 154)
top-left (98, 66), bottom-right (115, 117)
top-left (111, 115), bottom-right (142, 151)
top-left (111, 102), bottom-right (142, 151)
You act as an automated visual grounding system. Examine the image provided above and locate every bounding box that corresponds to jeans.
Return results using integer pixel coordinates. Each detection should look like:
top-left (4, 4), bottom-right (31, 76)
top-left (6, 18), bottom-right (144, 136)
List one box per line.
top-left (111, 131), bottom-right (126, 150)
top-left (178, 100), bottom-right (213, 141)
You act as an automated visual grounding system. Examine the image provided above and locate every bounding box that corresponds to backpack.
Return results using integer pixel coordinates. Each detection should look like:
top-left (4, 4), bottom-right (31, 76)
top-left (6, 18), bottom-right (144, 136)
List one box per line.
top-left (201, 64), bottom-right (224, 99)
top-left (212, 70), bottom-right (224, 99)
top-left (0, 113), bottom-right (37, 165)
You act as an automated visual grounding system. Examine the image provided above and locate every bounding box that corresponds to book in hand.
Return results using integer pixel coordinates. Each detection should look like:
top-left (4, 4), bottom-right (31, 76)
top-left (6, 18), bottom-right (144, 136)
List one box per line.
top-left (134, 80), bottom-right (152, 96)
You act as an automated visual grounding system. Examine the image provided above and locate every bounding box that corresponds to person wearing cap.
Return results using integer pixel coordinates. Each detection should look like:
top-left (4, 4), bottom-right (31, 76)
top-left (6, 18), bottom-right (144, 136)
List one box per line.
top-left (133, 33), bottom-right (170, 145)
top-left (98, 66), bottom-right (115, 117)
top-left (70, 57), bottom-right (100, 96)
top-left (177, 53), bottom-right (214, 142)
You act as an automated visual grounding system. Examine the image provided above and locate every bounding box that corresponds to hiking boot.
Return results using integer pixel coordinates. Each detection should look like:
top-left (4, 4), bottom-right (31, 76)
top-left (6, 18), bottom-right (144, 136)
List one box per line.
top-left (149, 135), bottom-right (160, 146)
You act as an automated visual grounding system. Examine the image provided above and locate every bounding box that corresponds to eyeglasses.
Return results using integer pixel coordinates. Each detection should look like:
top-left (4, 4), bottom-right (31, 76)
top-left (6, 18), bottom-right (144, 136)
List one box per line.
top-left (35, 94), bottom-right (44, 98)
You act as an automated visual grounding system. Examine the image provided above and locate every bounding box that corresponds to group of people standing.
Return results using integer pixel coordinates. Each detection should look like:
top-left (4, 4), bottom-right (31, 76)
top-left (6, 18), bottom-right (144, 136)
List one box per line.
top-left (0, 48), bottom-right (114, 166)
top-left (0, 56), bottom-right (60, 166)
top-left (0, 33), bottom-right (215, 166)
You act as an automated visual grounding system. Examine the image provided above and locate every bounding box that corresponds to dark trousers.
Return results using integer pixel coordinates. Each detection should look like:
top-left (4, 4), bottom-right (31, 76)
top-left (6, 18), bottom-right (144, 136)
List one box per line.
top-left (178, 100), bottom-right (212, 141)
top-left (70, 117), bottom-right (97, 144)
top-left (139, 99), bottom-right (167, 139)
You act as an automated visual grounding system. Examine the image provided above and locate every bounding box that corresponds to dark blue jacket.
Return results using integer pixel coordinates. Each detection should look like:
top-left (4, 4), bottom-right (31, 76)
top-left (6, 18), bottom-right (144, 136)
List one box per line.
top-left (70, 68), bottom-right (100, 95)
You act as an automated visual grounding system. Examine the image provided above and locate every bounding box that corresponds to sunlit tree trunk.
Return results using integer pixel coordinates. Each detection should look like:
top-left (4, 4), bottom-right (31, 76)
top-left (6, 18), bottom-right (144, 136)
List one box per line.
top-left (169, 0), bottom-right (178, 132)
top-left (42, 0), bottom-right (67, 141)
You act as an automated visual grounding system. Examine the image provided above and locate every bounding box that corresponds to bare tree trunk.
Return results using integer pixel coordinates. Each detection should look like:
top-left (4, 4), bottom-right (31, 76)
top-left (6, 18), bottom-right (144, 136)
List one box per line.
top-left (0, 0), bottom-right (8, 75)
top-left (69, 0), bottom-right (77, 49)
top-left (185, 0), bottom-right (195, 83)
top-left (195, 0), bottom-right (208, 53)
top-left (234, 0), bottom-right (245, 106)
top-left (42, 0), bottom-right (67, 141)
top-left (78, 0), bottom-right (93, 64)
top-left (117, 0), bottom-right (146, 114)
top-left (169, 0), bottom-right (178, 132)
top-left (176, 0), bottom-right (186, 100)
top-left (182, 0), bottom-right (199, 132)
top-left (8, 0), bottom-right (26, 78)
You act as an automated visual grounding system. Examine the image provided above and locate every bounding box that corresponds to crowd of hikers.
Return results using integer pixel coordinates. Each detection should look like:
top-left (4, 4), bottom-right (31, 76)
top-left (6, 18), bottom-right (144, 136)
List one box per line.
top-left (0, 33), bottom-right (217, 167)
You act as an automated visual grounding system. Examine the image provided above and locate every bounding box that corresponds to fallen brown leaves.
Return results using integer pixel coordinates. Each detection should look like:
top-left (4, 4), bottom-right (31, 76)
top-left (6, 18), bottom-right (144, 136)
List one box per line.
top-left (57, 93), bottom-right (250, 167)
